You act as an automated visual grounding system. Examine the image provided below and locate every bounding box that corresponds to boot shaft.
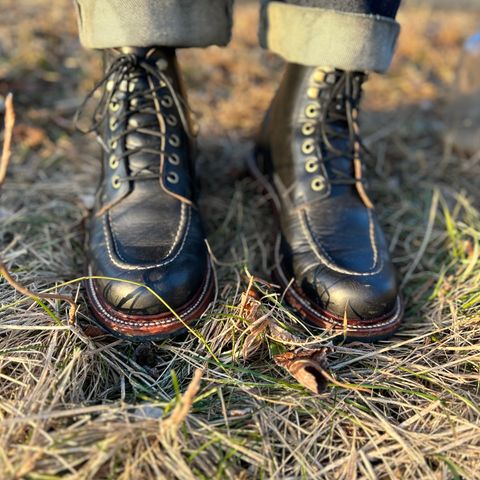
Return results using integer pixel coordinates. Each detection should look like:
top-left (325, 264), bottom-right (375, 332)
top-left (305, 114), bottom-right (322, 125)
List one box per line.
top-left (259, 64), bottom-right (370, 208)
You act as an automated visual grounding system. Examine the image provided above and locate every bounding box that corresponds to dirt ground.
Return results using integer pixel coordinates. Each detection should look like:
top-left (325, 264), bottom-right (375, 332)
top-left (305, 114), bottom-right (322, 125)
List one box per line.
top-left (1, 1), bottom-right (480, 479)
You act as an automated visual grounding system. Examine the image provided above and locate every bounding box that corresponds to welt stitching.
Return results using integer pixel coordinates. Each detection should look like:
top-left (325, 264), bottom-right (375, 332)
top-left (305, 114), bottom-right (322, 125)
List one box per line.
top-left (288, 284), bottom-right (401, 329)
top-left (88, 261), bottom-right (212, 327)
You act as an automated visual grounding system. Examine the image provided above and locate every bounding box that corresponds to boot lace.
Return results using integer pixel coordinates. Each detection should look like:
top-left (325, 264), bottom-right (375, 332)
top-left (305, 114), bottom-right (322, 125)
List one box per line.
top-left (313, 70), bottom-right (373, 209)
top-left (75, 52), bottom-right (192, 185)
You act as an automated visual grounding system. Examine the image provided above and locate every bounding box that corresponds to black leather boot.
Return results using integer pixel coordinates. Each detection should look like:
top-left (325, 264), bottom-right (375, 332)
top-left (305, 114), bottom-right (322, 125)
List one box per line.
top-left (252, 65), bottom-right (403, 341)
top-left (82, 47), bottom-right (214, 341)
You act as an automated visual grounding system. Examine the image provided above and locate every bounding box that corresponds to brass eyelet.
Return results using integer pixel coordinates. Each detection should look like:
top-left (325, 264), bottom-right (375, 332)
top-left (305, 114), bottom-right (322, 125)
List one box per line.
top-left (302, 139), bottom-right (315, 155)
top-left (128, 117), bottom-right (140, 128)
top-left (109, 139), bottom-right (118, 150)
top-left (106, 80), bottom-right (115, 92)
top-left (169, 134), bottom-right (180, 148)
top-left (305, 157), bottom-right (318, 173)
top-left (302, 123), bottom-right (315, 136)
top-left (166, 171), bottom-right (179, 184)
top-left (168, 153), bottom-right (180, 165)
top-left (111, 175), bottom-right (122, 189)
top-left (109, 101), bottom-right (120, 112)
top-left (166, 114), bottom-right (178, 127)
top-left (128, 80), bottom-right (138, 93)
top-left (311, 176), bottom-right (326, 192)
top-left (305, 103), bottom-right (320, 119)
top-left (109, 155), bottom-right (119, 169)
top-left (307, 87), bottom-right (319, 99)
top-left (312, 68), bottom-right (325, 84)
top-left (161, 96), bottom-right (173, 108)
top-left (109, 117), bottom-right (118, 131)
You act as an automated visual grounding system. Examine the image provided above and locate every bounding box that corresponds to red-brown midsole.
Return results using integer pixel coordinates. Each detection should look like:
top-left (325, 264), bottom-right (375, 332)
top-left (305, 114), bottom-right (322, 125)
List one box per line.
top-left (275, 259), bottom-right (403, 338)
top-left (85, 263), bottom-right (214, 338)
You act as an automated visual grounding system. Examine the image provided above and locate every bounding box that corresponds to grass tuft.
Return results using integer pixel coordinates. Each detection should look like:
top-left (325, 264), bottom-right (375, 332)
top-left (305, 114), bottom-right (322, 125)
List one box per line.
top-left (0, 1), bottom-right (480, 478)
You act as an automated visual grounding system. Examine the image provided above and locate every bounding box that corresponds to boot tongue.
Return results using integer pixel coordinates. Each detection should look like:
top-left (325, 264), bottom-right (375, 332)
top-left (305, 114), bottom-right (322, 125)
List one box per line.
top-left (116, 46), bottom-right (172, 65)
top-left (319, 71), bottom-right (364, 185)
top-left (118, 47), bottom-right (150, 57)
top-left (323, 98), bottom-right (354, 182)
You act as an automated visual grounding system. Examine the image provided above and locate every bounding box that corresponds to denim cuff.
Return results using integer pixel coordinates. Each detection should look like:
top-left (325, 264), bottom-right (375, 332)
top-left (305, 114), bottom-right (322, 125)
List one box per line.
top-left (260, 2), bottom-right (400, 72)
top-left (74, 0), bottom-right (233, 49)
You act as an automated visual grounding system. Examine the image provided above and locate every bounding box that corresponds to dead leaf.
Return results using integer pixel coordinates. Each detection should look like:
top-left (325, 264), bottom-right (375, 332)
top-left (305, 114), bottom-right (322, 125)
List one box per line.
top-left (237, 275), bottom-right (306, 359)
top-left (274, 348), bottom-right (330, 394)
top-left (239, 290), bottom-right (261, 321)
top-left (241, 315), bottom-right (269, 359)
top-left (14, 124), bottom-right (47, 148)
top-left (81, 324), bottom-right (106, 338)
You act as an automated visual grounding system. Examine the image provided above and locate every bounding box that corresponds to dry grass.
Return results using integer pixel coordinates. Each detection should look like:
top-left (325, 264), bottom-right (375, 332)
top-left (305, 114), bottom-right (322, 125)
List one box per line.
top-left (1, 1), bottom-right (480, 478)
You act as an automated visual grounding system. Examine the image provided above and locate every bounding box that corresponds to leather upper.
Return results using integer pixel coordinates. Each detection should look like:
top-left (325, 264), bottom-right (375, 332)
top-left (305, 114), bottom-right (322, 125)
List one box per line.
top-left (258, 64), bottom-right (399, 321)
top-left (85, 47), bottom-right (210, 316)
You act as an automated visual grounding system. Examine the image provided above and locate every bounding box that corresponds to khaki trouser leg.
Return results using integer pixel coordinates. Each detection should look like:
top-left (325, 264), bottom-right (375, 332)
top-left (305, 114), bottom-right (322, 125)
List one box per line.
top-left (74, 0), bottom-right (233, 49)
top-left (73, 0), bottom-right (401, 73)
top-left (259, 0), bottom-right (401, 72)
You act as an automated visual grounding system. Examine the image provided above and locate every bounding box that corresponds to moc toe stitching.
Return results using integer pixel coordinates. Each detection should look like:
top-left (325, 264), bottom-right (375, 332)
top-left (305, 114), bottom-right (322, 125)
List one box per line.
top-left (103, 204), bottom-right (191, 270)
top-left (300, 209), bottom-right (383, 276)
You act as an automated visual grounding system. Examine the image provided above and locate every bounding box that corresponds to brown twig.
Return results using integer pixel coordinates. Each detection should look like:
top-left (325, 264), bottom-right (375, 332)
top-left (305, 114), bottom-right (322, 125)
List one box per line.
top-left (0, 93), bottom-right (15, 185)
top-left (0, 93), bottom-right (78, 324)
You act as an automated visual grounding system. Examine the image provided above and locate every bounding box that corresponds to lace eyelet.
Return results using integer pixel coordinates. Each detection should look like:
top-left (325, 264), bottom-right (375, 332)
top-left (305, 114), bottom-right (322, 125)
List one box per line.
top-left (168, 153), bottom-right (180, 165)
top-left (128, 80), bottom-right (138, 93)
top-left (312, 69), bottom-right (325, 84)
top-left (111, 175), bottom-right (122, 189)
top-left (166, 114), bottom-right (178, 127)
top-left (302, 139), bottom-right (315, 155)
top-left (109, 139), bottom-right (118, 150)
top-left (305, 103), bottom-right (320, 119)
top-left (305, 158), bottom-right (318, 173)
top-left (169, 134), bottom-right (180, 148)
top-left (166, 171), bottom-right (179, 184)
top-left (106, 80), bottom-right (115, 92)
top-left (109, 155), bottom-right (119, 169)
top-left (311, 176), bottom-right (326, 192)
top-left (307, 87), bottom-right (319, 99)
top-left (109, 117), bottom-right (118, 131)
top-left (161, 96), bottom-right (173, 108)
top-left (302, 123), bottom-right (315, 136)
top-left (109, 101), bottom-right (120, 112)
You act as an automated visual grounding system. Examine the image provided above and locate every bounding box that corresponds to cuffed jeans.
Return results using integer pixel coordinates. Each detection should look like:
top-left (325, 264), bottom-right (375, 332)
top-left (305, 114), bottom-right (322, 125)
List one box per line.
top-left (74, 0), bottom-right (401, 72)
